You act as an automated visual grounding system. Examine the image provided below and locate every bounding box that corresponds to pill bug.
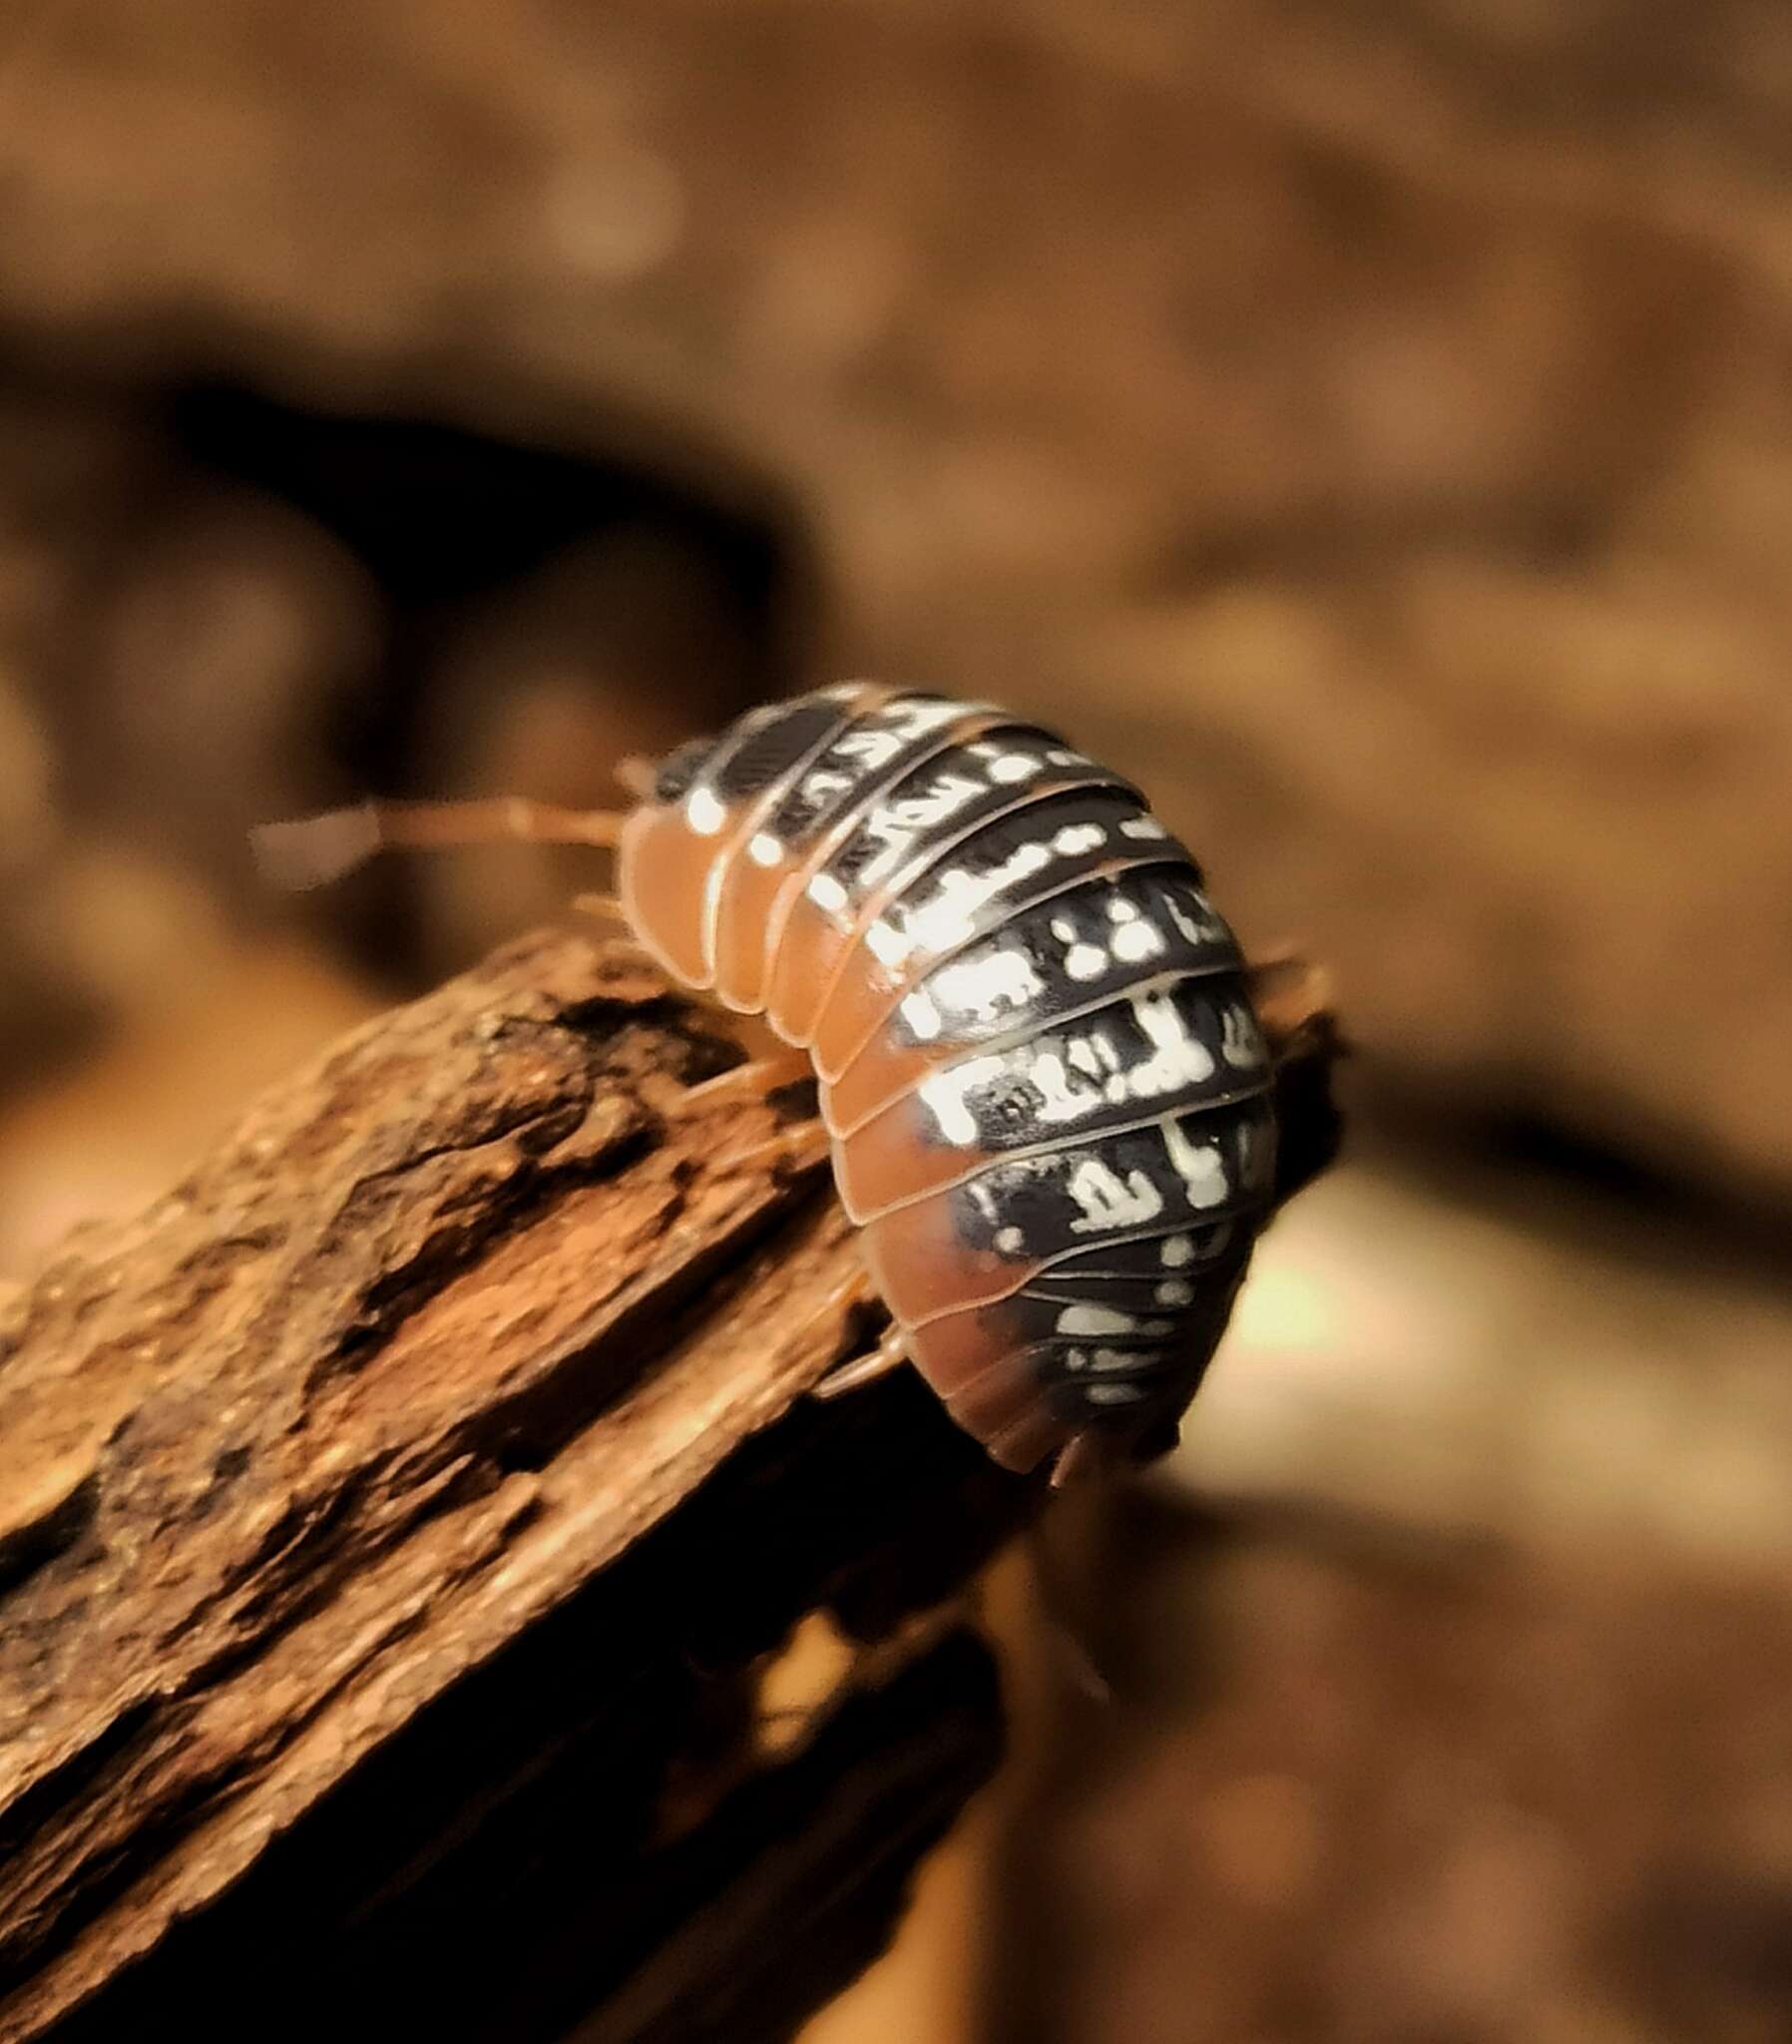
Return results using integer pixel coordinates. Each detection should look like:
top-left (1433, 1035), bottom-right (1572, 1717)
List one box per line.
top-left (257, 683), bottom-right (1281, 1487)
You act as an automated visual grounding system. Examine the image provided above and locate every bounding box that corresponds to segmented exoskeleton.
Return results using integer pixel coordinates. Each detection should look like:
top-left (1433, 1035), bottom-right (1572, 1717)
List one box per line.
top-left (617, 686), bottom-right (1276, 1477)
top-left (260, 684), bottom-right (1280, 1484)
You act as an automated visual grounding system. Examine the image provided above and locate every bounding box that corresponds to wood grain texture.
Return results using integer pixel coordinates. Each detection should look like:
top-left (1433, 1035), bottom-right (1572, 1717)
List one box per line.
top-left (0, 925), bottom-right (1335, 2042)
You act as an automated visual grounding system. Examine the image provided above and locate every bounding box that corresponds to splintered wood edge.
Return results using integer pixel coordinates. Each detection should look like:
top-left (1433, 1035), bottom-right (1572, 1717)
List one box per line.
top-left (0, 929), bottom-right (887, 2040)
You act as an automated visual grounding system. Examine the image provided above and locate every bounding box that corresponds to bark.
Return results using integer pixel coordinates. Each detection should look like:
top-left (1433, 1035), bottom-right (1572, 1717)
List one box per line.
top-left (0, 926), bottom-right (1335, 2043)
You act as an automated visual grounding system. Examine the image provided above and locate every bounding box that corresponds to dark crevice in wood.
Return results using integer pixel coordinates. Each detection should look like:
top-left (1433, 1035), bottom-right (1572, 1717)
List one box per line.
top-left (0, 1478), bottom-right (100, 1605)
top-left (314, 1121), bottom-right (661, 1391)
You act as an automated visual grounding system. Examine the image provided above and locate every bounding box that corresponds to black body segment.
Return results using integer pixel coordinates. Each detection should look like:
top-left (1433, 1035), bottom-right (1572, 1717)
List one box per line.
top-left (754, 693), bottom-right (987, 863)
top-left (943, 1094), bottom-right (1276, 1267)
top-left (913, 972), bottom-right (1268, 1156)
top-left (874, 974), bottom-right (1264, 1168)
top-left (708, 689), bottom-right (866, 806)
top-left (805, 726), bottom-right (1126, 925)
top-left (845, 785), bottom-right (1190, 994)
top-left (887, 866), bottom-right (1241, 1058)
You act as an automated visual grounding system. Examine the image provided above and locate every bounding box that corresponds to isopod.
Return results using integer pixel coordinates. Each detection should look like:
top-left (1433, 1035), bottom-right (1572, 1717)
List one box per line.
top-left (258, 684), bottom-right (1286, 1486)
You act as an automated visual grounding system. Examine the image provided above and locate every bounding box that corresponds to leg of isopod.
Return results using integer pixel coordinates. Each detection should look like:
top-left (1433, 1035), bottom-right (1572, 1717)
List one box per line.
top-left (676, 1049), bottom-right (814, 1109)
top-left (811, 1319), bottom-right (910, 1401)
top-left (711, 1118), bottom-right (831, 1181)
top-left (1049, 1431), bottom-right (1113, 1490)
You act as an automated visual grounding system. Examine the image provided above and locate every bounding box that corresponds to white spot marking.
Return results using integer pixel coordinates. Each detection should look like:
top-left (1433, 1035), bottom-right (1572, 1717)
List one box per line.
top-left (1023, 1051), bottom-right (1103, 1125)
top-left (1120, 815), bottom-right (1168, 840)
top-left (1160, 1235), bottom-right (1194, 1267)
top-left (807, 871), bottom-right (849, 914)
top-left (886, 700), bottom-right (973, 742)
top-left (1164, 889), bottom-right (1219, 945)
top-left (797, 767), bottom-right (853, 808)
top-left (965, 1180), bottom-right (1002, 1226)
top-left (864, 919), bottom-right (908, 966)
top-left (918, 1057), bottom-right (1003, 1143)
top-left (1056, 1303), bottom-right (1140, 1337)
top-left (833, 732), bottom-right (902, 769)
top-left (685, 786), bottom-right (728, 835)
top-left (926, 945), bottom-right (1045, 1023)
top-left (1065, 943), bottom-right (1108, 980)
top-left (1066, 1159), bottom-right (1164, 1233)
top-left (1124, 987), bottom-right (1216, 1098)
top-left (1162, 1121), bottom-right (1230, 1208)
top-left (994, 1226), bottom-right (1025, 1254)
top-left (1053, 823), bottom-right (1106, 856)
top-left (888, 841), bottom-right (1055, 961)
top-left (748, 832), bottom-right (783, 866)
top-left (899, 989), bottom-right (943, 1040)
top-left (1155, 1278), bottom-right (1195, 1306)
top-left (1111, 914), bottom-right (1165, 965)
top-left (988, 752), bottom-right (1043, 785)
top-left (851, 771), bottom-right (988, 888)
top-left (1092, 1345), bottom-right (1167, 1372)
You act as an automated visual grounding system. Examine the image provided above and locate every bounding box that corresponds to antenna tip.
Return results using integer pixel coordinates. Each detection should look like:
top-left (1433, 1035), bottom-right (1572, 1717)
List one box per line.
top-left (249, 802), bottom-right (382, 891)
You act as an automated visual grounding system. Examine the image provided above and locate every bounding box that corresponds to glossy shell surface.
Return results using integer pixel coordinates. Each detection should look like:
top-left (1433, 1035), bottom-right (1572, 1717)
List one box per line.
top-left (618, 685), bottom-right (1276, 1473)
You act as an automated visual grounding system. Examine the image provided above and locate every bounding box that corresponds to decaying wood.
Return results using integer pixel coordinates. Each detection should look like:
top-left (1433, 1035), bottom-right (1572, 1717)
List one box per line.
top-left (0, 926), bottom-right (1337, 2043)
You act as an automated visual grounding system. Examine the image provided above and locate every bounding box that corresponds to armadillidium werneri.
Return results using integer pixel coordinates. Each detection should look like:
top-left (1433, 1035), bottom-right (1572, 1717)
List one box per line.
top-left (261, 684), bottom-right (1282, 1486)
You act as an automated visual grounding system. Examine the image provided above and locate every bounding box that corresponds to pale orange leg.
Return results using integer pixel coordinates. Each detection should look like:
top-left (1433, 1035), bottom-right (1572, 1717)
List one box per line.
top-left (811, 1319), bottom-right (910, 1401)
top-left (715, 1119), bottom-right (831, 1180)
top-left (677, 1050), bottom-right (814, 1110)
top-left (1050, 1429), bottom-right (1114, 1491)
top-left (1244, 948), bottom-right (1335, 1057)
top-left (251, 796), bottom-right (628, 891)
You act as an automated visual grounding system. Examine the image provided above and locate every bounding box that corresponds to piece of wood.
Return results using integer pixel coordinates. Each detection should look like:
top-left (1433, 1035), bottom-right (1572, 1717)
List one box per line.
top-left (0, 926), bottom-right (1337, 2043)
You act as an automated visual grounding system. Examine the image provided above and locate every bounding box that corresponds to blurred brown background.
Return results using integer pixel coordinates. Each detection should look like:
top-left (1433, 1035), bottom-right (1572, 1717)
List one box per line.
top-left (2, 2), bottom-right (1790, 2038)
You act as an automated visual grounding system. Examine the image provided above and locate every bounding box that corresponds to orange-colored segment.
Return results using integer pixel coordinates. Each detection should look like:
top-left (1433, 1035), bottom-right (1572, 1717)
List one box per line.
top-left (617, 801), bottom-right (740, 989)
top-left (810, 948), bottom-right (908, 1084)
top-left (905, 1300), bottom-right (1035, 1398)
top-left (819, 1035), bottom-right (937, 1139)
top-left (711, 846), bottom-right (789, 1013)
top-left (941, 1347), bottom-right (1047, 1440)
top-left (833, 1094), bottom-right (969, 1223)
top-left (763, 891), bottom-right (843, 1043)
top-left (857, 1190), bottom-right (1038, 1328)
